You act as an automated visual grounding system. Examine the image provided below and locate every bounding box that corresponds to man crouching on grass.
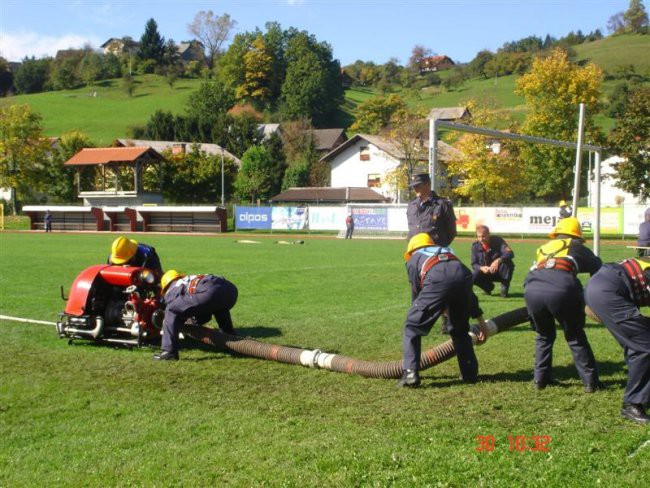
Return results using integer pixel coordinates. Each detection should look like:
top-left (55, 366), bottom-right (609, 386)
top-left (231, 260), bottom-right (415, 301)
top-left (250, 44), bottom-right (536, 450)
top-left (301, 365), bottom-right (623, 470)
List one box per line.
top-left (398, 233), bottom-right (484, 388)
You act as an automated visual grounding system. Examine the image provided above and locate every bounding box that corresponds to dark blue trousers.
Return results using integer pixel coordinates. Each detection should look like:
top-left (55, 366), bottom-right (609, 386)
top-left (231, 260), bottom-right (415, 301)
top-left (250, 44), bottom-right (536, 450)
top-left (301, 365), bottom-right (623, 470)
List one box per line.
top-left (403, 262), bottom-right (478, 380)
top-left (524, 273), bottom-right (598, 386)
top-left (585, 265), bottom-right (650, 405)
top-left (472, 261), bottom-right (514, 294)
top-left (162, 276), bottom-right (238, 354)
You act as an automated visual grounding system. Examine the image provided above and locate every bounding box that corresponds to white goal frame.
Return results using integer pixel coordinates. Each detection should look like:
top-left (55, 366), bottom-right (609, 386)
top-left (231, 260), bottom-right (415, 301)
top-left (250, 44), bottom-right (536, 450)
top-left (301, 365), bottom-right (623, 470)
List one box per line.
top-left (430, 119), bottom-right (604, 255)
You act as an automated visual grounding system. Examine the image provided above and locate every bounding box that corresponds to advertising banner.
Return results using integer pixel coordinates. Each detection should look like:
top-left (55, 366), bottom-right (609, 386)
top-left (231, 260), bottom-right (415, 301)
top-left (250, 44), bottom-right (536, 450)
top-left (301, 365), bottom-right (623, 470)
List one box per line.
top-left (272, 207), bottom-right (308, 230)
top-left (353, 207), bottom-right (388, 230)
top-left (623, 205), bottom-right (647, 236)
top-left (235, 206), bottom-right (272, 229)
top-left (387, 207), bottom-right (408, 232)
top-left (576, 207), bottom-right (622, 235)
top-left (309, 206), bottom-right (348, 230)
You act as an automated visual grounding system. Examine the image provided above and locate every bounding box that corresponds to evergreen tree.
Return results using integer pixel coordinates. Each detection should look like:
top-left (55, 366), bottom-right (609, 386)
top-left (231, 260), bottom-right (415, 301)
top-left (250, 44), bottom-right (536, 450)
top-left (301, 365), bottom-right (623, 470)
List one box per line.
top-left (139, 18), bottom-right (166, 63)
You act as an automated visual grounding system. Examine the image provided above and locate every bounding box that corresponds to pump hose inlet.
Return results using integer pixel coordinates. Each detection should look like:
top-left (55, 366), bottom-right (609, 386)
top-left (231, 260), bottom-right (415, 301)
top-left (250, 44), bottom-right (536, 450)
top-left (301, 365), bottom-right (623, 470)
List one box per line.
top-left (180, 306), bottom-right (530, 379)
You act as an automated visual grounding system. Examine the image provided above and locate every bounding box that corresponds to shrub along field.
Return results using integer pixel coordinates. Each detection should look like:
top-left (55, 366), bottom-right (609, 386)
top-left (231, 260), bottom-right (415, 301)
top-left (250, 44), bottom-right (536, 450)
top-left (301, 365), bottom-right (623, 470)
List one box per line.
top-left (1, 232), bottom-right (649, 486)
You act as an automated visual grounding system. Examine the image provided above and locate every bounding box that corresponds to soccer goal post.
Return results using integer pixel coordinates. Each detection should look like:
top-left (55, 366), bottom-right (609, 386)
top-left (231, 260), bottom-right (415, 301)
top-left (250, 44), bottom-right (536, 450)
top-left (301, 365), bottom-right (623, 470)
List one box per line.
top-left (429, 118), bottom-right (604, 255)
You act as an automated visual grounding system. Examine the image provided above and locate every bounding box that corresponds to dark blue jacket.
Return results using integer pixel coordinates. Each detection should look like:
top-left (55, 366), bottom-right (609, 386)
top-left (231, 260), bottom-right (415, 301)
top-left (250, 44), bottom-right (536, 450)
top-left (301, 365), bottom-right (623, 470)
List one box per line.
top-left (470, 236), bottom-right (514, 271)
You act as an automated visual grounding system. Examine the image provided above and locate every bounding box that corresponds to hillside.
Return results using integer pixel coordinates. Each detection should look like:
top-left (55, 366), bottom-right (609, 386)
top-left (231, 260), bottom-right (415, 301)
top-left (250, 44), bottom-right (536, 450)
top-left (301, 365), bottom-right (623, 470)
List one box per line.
top-left (1, 35), bottom-right (648, 144)
top-left (0, 76), bottom-right (203, 145)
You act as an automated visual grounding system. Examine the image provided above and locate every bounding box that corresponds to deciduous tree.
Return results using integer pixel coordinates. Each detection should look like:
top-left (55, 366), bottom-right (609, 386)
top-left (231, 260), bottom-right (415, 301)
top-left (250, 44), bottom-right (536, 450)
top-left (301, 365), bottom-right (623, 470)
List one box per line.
top-left (610, 87), bottom-right (650, 199)
top-left (624, 0), bottom-right (649, 33)
top-left (45, 131), bottom-right (95, 203)
top-left (188, 11), bottom-right (236, 69)
top-left (236, 35), bottom-right (273, 107)
top-left (515, 49), bottom-right (603, 199)
top-left (445, 101), bottom-right (527, 205)
top-left (0, 104), bottom-right (50, 213)
top-left (235, 145), bottom-right (273, 202)
top-left (350, 94), bottom-right (406, 134)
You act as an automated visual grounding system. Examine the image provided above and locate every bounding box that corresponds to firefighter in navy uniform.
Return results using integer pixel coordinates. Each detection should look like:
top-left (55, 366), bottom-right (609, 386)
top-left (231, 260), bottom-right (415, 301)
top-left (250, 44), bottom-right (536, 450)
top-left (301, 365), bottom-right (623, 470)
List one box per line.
top-left (108, 236), bottom-right (163, 279)
top-left (585, 257), bottom-right (650, 424)
top-left (153, 270), bottom-right (239, 361)
top-left (406, 173), bottom-right (456, 245)
top-left (471, 225), bottom-right (515, 297)
top-left (523, 217), bottom-right (603, 392)
top-left (398, 233), bottom-right (486, 387)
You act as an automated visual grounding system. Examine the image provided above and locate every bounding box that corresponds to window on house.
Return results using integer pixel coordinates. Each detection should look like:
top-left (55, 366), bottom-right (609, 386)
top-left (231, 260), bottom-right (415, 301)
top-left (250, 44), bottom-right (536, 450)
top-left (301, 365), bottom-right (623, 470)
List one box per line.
top-left (360, 146), bottom-right (370, 161)
top-left (367, 174), bottom-right (381, 187)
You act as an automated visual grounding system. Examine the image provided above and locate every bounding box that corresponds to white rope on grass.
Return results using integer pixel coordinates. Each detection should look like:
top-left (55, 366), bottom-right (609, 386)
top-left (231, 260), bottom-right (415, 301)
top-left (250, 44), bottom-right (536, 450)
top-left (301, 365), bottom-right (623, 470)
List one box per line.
top-left (0, 314), bottom-right (56, 326)
top-left (628, 439), bottom-right (650, 458)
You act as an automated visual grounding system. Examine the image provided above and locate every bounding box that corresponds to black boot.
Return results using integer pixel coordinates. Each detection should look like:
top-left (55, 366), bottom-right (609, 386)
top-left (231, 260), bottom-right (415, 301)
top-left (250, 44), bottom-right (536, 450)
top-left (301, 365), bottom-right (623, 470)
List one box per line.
top-left (153, 350), bottom-right (179, 361)
top-left (621, 404), bottom-right (650, 424)
top-left (397, 369), bottom-right (421, 388)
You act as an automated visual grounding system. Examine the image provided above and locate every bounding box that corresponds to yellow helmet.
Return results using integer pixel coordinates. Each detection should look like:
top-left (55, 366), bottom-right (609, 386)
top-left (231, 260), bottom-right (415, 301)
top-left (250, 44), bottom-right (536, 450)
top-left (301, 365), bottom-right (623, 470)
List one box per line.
top-left (550, 217), bottom-right (582, 239)
top-left (161, 270), bottom-right (184, 292)
top-left (404, 233), bottom-right (435, 261)
top-left (559, 200), bottom-right (567, 207)
top-left (110, 236), bottom-right (138, 264)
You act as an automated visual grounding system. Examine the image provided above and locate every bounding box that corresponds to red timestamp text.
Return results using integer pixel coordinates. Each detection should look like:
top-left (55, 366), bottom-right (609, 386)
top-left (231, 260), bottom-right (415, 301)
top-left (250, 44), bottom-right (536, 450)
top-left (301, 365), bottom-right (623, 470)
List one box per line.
top-left (474, 435), bottom-right (551, 452)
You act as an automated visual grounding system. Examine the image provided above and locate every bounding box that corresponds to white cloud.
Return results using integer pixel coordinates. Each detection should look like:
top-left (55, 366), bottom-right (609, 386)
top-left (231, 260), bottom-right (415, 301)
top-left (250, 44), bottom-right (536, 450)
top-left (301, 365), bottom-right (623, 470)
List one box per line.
top-left (285, 0), bottom-right (305, 6)
top-left (0, 31), bottom-right (102, 62)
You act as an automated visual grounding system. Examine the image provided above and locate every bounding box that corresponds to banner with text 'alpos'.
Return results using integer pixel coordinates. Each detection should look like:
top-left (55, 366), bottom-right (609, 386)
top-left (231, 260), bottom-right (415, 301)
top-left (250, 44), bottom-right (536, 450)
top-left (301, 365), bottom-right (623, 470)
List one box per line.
top-left (235, 207), bottom-right (272, 229)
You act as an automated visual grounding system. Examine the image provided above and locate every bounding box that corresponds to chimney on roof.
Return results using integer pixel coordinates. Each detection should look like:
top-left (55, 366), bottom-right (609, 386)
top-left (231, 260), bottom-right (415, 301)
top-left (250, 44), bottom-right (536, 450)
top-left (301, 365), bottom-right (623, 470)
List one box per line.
top-left (172, 143), bottom-right (186, 155)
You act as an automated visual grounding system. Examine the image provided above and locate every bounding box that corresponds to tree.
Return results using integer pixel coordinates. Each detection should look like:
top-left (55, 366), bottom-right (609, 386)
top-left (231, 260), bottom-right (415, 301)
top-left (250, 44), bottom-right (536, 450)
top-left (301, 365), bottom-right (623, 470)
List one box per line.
top-left (79, 52), bottom-right (102, 87)
top-left (139, 18), bottom-right (165, 63)
top-left (263, 131), bottom-right (287, 196)
top-left (236, 35), bottom-right (273, 107)
top-left (385, 106), bottom-right (428, 194)
top-left (515, 49), bottom-right (603, 199)
top-left (467, 50), bottom-right (495, 79)
top-left (234, 145), bottom-right (273, 202)
top-left (445, 101), bottom-right (527, 205)
top-left (280, 31), bottom-right (343, 125)
top-left (350, 94), bottom-right (406, 134)
top-left (122, 72), bottom-right (136, 97)
top-left (188, 10), bottom-right (236, 69)
top-left (186, 80), bottom-right (234, 119)
top-left (623, 0), bottom-right (649, 33)
top-left (160, 144), bottom-right (238, 203)
top-left (408, 45), bottom-right (432, 72)
top-left (610, 87), bottom-right (650, 199)
top-left (0, 57), bottom-right (14, 96)
top-left (608, 11), bottom-right (626, 34)
top-left (45, 131), bottom-right (94, 202)
top-left (13, 57), bottom-right (50, 94)
top-left (0, 105), bottom-right (50, 213)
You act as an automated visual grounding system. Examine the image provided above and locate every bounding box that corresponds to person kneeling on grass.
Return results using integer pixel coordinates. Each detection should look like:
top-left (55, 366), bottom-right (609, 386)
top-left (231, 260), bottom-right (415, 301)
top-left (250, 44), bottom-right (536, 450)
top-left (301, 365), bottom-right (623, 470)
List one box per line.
top-left (398, 233), bottom-right (485, 388)
top-left (154, 270), bottom-right (239, 361)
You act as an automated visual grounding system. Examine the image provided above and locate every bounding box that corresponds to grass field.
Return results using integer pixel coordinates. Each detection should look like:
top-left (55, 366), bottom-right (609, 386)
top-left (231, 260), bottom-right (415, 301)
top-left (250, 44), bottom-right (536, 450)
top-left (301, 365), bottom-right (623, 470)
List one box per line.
top-left (1, 231), bottom-right (649, 486)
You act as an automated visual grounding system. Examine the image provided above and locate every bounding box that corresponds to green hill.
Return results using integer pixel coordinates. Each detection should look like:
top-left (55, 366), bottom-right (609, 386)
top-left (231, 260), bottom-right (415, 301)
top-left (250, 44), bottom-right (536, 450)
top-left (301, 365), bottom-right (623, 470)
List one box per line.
top-left (0, 76), bottom-right (203, 145)
top-left (573, 33), bottom-right (650, 74)
top-left (1, 35), bottom-right (647, 143)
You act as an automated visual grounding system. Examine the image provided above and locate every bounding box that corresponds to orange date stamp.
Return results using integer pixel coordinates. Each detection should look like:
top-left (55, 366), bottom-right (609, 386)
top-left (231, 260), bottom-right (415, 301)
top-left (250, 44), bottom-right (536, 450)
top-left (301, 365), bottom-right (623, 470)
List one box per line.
top-left (475, 435), bottom-right (551, 452)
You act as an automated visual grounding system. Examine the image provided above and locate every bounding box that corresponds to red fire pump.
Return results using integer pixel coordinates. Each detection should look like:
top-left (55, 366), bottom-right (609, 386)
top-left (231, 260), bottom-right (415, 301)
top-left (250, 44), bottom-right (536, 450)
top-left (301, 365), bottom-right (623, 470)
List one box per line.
top-left (57, 265), bottom-right (164, 347)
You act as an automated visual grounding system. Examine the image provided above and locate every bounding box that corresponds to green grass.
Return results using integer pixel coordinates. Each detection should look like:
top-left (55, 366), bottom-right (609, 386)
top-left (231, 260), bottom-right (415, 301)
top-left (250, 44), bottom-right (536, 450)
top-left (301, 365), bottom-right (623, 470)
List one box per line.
top-left (573, 34), bottom-right (650, 75)
top-left (1, 232), bottom-right (649, 486)
top-left (0, 76), bottom-right (202, 145)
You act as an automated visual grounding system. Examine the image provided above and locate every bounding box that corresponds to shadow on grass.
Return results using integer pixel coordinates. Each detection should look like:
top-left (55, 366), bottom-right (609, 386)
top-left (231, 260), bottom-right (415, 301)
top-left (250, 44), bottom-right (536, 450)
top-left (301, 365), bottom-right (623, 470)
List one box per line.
top-left (420, 360), bottom-right (626, 389)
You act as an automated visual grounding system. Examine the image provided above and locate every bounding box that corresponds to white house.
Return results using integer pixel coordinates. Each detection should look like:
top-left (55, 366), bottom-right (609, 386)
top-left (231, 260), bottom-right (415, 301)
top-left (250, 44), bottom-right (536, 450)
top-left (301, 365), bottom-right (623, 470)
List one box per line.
top-left (587, 155), bottom-right (646, 207)
top-left (320, 133), bottom-right (460, 203)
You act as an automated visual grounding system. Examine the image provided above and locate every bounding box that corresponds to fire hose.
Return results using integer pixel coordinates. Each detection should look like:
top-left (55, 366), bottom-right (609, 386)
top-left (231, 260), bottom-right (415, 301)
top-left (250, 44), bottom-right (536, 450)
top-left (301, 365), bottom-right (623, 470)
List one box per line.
top-left (180, 306), bottom-right (530, 379)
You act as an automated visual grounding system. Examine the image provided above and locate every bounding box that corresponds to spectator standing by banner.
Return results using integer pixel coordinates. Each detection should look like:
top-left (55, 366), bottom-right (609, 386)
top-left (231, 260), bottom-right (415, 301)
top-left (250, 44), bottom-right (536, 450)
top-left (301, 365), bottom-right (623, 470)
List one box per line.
top-left (345, 213), bottom-right (354, 239)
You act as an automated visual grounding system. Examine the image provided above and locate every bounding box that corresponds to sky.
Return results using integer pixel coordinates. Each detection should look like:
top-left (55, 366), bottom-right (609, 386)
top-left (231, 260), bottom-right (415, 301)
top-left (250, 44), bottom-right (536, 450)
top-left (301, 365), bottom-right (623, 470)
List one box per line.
top-left (0, 0), bottom-right (633, 65)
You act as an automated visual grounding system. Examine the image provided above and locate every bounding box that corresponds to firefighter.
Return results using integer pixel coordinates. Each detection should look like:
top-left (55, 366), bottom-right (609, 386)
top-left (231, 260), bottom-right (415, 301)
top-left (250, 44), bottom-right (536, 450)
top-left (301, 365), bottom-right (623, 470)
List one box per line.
top-left (585, 257), bottom-right (650, 424)
top-left (523, 217), bottom-right (603, 392)
top-left (153, 270), bottom-right (239, 361)
top-left (559, 200), bottom-right (572, 220)
top-left (406, 173), bottom-right (457, 246)
top-left (108, 236), bottom-right (163, 278)
top-left (471, 225), bottom-right (515, 297)
top-left (398, 233), bottom-right (484, 387)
